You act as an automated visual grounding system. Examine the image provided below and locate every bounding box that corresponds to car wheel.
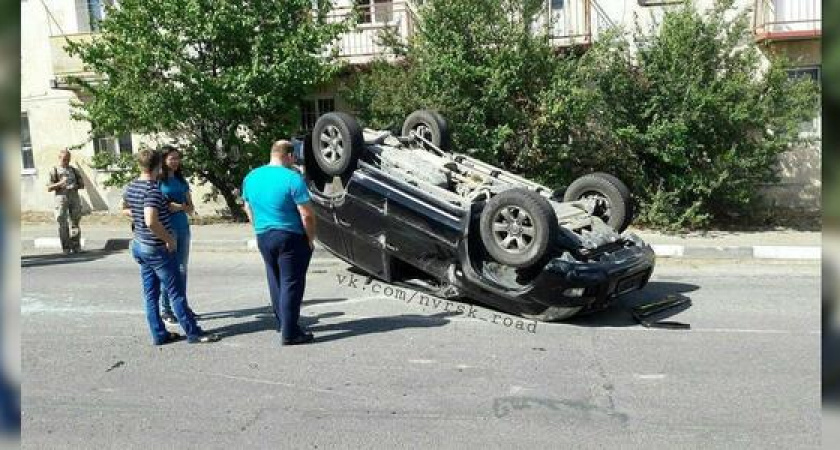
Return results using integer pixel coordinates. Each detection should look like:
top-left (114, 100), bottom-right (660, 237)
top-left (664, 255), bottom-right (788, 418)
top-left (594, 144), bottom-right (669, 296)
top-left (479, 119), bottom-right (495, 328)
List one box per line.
top-left (479, 188), bottom-right (559, 268)
top-left (401, 109), bottom-right (451, 151)
top-left (521, 305), bottom-right (583, 322)
top-left (311, 112), bottom-right (365, 177)
top-left (563, 173), bottom-right (633, 233)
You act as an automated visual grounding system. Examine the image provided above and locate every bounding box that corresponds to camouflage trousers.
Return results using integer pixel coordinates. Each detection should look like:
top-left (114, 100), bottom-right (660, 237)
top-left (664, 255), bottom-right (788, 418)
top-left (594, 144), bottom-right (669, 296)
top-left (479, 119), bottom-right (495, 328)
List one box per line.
top-left (54, 191), bottom-right (82, 251)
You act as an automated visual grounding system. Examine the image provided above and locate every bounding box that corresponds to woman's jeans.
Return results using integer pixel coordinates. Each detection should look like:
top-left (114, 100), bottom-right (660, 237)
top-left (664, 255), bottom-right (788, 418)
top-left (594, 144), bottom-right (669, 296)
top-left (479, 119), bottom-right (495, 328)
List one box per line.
top-left (160, 227), bottom-right (191, 315)
top-left (130, 240), bottom-right (202, 343)
top-left (256, 229), bottom-right (313, 340)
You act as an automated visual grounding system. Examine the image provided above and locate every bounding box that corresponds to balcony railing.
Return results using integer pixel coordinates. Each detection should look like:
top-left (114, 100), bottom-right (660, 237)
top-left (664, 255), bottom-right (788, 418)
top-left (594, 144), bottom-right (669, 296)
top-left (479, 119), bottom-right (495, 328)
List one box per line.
top-left (537, 0), bottom-right (593, 47)
top-left (326, 1), bottom-right (418, 63)
top-left (49, 32), bottom-right (100, 88)
top-left (754, 0), bottom-right (821, 41)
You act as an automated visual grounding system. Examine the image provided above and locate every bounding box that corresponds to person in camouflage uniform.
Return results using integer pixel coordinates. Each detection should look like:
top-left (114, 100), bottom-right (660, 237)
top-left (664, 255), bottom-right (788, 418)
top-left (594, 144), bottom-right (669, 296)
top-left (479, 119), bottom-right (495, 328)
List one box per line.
top-left (46, 149), bottom-right (85, 254)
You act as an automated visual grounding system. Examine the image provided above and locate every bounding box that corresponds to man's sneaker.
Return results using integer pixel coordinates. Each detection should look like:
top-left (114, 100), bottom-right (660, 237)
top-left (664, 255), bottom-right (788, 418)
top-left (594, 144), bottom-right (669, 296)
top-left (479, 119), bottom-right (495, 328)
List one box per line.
top-left (282, 331), bottom-right (315, 346)
top-left (161, 312), bottom-right (178, 325)
top-left (188, 333), bottom-right (221, 344)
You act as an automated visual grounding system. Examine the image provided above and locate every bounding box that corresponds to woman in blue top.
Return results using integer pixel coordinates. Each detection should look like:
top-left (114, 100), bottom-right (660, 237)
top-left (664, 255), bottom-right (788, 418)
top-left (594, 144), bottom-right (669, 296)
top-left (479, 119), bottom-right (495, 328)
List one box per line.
top-left (158, 145), bottom-right (196, 324)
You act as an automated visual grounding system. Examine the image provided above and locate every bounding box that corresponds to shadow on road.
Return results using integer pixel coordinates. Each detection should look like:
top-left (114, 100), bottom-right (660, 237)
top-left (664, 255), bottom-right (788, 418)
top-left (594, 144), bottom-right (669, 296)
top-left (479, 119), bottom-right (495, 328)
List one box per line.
top-left (21, 245), bottom-right (127, 268)
top-left (197, 298), bottom-right (348, 322)
top-left (198, 301), bottom-right (454, 342)
top-left (565, 281), bottom-right (699, 328)
top-left (307, 311), bottom-right (457, 343)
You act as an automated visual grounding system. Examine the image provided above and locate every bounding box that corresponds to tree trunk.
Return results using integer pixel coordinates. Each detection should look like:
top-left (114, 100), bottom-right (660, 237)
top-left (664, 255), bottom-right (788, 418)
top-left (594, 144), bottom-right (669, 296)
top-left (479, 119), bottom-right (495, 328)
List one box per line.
top-left (201, 170), bottom-right (248, 222)
top-left (220, 186), bottom-right (248, 222)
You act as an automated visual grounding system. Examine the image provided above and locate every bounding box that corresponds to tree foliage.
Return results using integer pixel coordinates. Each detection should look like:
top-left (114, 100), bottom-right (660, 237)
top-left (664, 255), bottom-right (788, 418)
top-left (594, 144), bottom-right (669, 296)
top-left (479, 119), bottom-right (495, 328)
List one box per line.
top-left (345, 0), bottom-right (819, 229)
top-left (68, 0), bottom-right (348, 219)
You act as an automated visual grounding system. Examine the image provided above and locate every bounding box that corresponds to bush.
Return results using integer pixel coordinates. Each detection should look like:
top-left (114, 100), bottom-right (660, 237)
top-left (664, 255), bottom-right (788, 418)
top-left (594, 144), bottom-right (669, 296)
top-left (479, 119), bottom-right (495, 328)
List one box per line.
top-left (344, 0), bottom-right (819, 230)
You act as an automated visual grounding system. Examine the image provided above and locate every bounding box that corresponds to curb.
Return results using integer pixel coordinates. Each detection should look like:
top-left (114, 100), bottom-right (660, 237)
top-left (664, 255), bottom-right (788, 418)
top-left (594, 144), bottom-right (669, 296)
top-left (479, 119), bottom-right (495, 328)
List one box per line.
top-left (22, 237), bottom-right (820, 260)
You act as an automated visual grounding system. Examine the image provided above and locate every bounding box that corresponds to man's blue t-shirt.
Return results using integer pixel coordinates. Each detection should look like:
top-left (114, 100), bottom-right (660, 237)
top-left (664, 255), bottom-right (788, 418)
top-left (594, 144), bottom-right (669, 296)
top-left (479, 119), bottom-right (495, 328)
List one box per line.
top-left (242, 165), bottom-right (311, 236)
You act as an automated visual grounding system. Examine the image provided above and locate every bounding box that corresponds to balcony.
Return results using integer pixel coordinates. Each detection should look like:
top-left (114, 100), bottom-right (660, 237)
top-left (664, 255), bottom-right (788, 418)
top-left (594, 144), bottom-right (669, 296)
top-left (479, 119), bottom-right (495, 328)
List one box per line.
top-left (326, 1), bottom-right (419, 64)
top-left (49, 32), bottom-right (100, 89)
top-left (537, 0), bottom-right (594, 48)
top-left (326, 0), bottom-right (597, 63)
top-left (754, 0), bottom-right (821, 42)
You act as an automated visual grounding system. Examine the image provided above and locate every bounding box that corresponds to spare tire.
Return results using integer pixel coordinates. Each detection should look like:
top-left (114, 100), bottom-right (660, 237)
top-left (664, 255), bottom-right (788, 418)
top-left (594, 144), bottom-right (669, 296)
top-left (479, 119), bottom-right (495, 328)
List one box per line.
top-left (311, 112), bottom-right (365, 177)
top-left (401, 109), bottom-right (451, 151)
top-left (563, 173), bottom-right (633, 232)
top-left (480, 189), bottom-right (559, 268)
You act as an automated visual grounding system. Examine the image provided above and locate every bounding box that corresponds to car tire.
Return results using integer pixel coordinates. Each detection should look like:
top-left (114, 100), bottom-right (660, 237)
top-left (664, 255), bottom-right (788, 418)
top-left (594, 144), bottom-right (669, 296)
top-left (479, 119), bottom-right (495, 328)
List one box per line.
top-left (401, 109), bottom-right (451, 151)
top-left (311, 112), bottom-right (365, 177)
top-left (521, 305), bottom-right (583, 322)
top-left (563, 173), bottom-right (633, 233)
top-left (479, 188), bottom-right (559, 268)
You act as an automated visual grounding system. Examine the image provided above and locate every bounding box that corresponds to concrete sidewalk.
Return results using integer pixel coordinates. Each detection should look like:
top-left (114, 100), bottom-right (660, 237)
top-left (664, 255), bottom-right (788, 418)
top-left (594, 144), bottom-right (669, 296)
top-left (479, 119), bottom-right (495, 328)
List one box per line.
top-left (21, 222), bottom-right (821, 260)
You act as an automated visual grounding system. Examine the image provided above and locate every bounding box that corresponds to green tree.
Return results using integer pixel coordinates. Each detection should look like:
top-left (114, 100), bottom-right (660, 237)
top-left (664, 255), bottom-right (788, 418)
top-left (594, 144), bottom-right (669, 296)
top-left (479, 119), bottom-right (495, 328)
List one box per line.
top-left (346, 0), bottom-right (818, 229)
top-left (68, 0), bottom-right (348, 219)
top-left (556, 0), bottom-right (819, 228)
top-left (346, 0), bottom-right (559, 169)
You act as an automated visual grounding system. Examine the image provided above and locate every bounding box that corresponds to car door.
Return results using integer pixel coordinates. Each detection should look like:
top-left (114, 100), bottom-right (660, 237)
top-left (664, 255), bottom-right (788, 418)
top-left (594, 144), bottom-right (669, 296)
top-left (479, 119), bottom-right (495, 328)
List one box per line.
top-left (354, 165), bottom-right (464, 279)
top-left (305, 176), bottom-right (347, 260)
top-left (332, 172), bottom-right (389, 278)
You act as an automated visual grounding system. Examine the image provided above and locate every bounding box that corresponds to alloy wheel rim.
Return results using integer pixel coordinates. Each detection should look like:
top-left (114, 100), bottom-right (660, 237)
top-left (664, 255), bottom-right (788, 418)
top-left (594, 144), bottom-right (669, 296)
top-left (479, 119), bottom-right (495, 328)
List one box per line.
top-left (492, 206), bottom-right (535, 254)
top-left (319, 125), bottom-right (344, 165)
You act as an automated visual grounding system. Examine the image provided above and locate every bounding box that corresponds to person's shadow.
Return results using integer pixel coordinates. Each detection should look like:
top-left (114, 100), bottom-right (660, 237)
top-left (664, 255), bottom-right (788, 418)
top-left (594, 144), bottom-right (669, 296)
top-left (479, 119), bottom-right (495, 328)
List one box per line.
top-left (199, 298), bottom-right (455, 341)
top-left (304, 311), bottom-right (456, 343)
top-left (21, 241), bottom-right (129, 268)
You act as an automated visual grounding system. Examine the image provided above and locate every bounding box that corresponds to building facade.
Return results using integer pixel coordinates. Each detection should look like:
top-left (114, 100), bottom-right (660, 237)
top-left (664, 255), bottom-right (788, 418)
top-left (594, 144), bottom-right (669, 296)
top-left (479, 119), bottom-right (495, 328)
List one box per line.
top-left (21, 0), bottom-right (821, 215)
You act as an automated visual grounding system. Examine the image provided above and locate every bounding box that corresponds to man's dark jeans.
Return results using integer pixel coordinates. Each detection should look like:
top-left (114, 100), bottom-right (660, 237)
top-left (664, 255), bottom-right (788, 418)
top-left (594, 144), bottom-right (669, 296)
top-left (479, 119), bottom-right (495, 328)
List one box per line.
top-left (256, 229), bottom-right (313, 341)
top-left (130, 240), bottom-right (202, 344)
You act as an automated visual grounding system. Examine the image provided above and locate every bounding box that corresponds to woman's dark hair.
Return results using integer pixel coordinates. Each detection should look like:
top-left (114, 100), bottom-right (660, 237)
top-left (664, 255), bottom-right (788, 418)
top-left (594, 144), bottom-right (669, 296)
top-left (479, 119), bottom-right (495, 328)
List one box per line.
top-left (159, 145), bottom-right (187, 183)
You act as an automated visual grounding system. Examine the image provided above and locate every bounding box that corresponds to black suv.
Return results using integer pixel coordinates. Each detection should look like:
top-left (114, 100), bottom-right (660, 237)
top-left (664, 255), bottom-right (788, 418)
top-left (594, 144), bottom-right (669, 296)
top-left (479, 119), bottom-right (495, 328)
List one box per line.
top-left (300, 110), bottom-right (655, 321)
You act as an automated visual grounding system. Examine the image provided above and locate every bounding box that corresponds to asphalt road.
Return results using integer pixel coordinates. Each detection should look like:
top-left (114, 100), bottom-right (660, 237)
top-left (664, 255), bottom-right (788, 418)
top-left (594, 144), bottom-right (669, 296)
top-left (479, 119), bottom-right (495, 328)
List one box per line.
top-left (21, 250), bottom-right (821, 449)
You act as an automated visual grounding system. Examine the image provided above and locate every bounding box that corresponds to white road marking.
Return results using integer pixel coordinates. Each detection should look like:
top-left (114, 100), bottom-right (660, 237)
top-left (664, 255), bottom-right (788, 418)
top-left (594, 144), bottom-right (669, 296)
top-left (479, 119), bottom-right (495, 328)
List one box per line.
top-left (634, 374), bottom-right (667, 380)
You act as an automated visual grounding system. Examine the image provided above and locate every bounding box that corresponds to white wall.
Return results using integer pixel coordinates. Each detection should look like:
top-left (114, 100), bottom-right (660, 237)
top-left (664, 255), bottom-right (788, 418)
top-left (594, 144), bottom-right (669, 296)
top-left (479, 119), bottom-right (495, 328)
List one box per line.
top-left (21, 0), bottom-right (228, 215)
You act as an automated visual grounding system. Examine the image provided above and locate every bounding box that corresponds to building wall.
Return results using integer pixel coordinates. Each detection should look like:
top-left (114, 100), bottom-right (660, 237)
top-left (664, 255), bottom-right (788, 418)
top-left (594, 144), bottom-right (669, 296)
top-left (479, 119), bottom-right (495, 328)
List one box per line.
top-left (21, 0), bottom-right (228, 216)
top-left (21, 0), bottom-right (821, 215)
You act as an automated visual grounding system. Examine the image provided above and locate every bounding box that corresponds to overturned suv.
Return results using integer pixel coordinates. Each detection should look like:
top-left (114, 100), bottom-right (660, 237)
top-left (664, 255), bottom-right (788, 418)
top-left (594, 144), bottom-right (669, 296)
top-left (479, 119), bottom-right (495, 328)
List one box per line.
top-left (301, 110), bottom-right (655, 321)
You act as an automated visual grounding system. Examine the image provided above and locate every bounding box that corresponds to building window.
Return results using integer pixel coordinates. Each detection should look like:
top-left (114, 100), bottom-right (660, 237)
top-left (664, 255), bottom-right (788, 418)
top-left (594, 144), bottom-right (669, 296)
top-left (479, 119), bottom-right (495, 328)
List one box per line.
top-left (355, 0), bottom-right (393, 24)
top-left (787, 66), bottom-right (820, 82)
top-left (787, 66), bottom-right (821, 135)
top-left (93, 133), bottom-right (133, 157)
top-left (21, 113), bottom-right (35, 173)
top-left (300, 98), bottom-right (336, 132)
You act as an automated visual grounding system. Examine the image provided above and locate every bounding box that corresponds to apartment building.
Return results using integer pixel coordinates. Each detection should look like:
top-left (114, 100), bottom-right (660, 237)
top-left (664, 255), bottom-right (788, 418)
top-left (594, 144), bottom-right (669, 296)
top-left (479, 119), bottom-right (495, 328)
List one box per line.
top-left (20, 0), bottom-right (821, 214)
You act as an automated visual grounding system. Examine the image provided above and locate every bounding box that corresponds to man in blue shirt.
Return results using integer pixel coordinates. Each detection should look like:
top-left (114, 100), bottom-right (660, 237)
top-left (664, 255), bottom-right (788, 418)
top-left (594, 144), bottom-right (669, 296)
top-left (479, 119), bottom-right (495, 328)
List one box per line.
top-left (243, 140), bottom-right (317, 345)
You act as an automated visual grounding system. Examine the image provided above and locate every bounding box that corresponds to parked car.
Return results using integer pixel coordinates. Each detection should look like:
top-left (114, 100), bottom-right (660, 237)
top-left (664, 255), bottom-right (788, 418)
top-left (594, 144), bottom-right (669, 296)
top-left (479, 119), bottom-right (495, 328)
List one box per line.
top-left (300, 110), bottom-right (655, 321)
